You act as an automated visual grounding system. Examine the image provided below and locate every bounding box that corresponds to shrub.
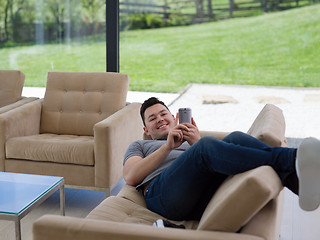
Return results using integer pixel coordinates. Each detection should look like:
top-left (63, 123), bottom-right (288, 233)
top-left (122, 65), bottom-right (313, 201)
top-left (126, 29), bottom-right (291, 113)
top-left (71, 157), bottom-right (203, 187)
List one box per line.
top-left (120, 13), bottom-right (164, 30)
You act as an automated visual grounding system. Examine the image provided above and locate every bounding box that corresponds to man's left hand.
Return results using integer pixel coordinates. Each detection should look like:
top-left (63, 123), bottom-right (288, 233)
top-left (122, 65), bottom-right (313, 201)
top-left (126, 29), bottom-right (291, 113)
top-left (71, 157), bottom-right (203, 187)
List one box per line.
top-left (179, 118), bottom-right (200, 145)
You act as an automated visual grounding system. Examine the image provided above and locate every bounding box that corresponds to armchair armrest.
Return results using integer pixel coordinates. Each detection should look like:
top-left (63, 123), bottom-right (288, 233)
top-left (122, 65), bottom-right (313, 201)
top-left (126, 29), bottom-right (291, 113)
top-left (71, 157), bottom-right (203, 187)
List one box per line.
top-left (0, 99), bottom-right (42, 171)
top-left (94, 102), bottom-right (144, 188)
top-left (0, 97), bottom-right (38, 114)
top-left (33, 215), bottom-right (262, 240)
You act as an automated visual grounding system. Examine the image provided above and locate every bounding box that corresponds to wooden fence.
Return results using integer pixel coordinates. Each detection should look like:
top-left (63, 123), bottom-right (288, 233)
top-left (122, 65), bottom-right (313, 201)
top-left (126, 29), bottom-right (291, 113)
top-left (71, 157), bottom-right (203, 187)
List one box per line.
top-left (119, 0), bottom-right (313, 22)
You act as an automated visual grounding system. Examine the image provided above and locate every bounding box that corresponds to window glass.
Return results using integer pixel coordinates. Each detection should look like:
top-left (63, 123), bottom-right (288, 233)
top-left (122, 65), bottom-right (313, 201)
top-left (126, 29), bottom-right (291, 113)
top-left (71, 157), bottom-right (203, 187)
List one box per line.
top-left (119, 0), bottom-right (318, 93)
top-left (0, 0), bottom-right (106, 87)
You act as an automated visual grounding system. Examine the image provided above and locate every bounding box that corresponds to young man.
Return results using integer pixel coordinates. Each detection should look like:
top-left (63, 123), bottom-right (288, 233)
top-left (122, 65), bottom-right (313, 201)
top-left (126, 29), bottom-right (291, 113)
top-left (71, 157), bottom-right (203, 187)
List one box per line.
top-left (123, 97), bottom-right (320, 221)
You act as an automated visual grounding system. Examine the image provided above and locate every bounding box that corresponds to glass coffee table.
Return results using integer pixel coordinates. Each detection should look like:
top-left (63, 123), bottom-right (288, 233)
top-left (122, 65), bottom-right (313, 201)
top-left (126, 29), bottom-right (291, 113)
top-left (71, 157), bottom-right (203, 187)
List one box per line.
top-left (0, 172), bottom-right (65, 240)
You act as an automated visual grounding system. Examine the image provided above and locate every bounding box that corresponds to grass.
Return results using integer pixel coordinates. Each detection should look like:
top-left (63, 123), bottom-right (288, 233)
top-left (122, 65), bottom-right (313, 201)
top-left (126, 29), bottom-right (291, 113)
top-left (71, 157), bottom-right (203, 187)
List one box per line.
top-left (120, 4), bottom-right (320, 92)
top-left (0, 4), bottom-right (319, 92)
top-left (0, 40), bottom-right (106, 87)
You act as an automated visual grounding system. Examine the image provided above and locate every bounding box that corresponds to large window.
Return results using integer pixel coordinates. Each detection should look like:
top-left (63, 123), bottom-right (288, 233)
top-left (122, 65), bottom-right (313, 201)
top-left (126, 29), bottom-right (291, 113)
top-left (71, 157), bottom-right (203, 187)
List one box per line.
top-left (119, 0), bottom-right (319, 93)
top-left (0, 0), bottom-right (106, 87)
top-left (1, 1), bottom-right (317, 90)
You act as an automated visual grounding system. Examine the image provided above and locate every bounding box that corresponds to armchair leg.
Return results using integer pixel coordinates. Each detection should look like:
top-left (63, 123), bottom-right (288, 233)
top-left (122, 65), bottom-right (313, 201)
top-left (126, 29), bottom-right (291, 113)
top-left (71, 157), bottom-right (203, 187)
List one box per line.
top-left (106, 188), bottom-right (111, 198)
top-left (65, 185), bottom-right (111, 198)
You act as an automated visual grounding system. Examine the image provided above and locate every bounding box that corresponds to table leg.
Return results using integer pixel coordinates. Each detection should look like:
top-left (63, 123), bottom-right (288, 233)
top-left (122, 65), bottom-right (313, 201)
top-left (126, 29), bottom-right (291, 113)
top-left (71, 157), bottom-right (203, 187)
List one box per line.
top-left (15, 219), bottom-right (21, 240)
top-left (60, 185), bottom-right (65, 216)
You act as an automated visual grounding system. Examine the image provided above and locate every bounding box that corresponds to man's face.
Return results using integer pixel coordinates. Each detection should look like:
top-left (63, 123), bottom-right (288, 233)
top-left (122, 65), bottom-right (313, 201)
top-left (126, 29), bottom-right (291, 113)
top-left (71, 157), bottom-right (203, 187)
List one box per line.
top-left (143, 103), bottom-right (176, 140)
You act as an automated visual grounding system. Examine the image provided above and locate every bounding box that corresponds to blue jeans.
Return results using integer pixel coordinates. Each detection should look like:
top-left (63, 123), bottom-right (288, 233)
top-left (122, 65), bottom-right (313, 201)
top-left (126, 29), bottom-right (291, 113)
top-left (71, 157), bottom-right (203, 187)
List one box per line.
top-left (144, 131), bottom-right (296, 221)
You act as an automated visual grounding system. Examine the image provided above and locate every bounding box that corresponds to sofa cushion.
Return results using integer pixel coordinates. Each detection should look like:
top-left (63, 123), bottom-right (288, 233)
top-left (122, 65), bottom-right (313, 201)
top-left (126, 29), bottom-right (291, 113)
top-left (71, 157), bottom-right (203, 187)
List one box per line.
top-left (0, 70), bottom-right (25, 107)
top-left (87, 196), bottom-right (162, 225)
top-left (40, 71), bottom-right (129, 136)
top-left (197, 166), bottom-right (283, 232)
top-left (87, 194), bottom-right (200, 230)
top-left (247, 104), bottom-right (287, 147)
top-left (117, 184), bottom-right (147, 208)
top-left (6, 134), bottom-right (94, 165)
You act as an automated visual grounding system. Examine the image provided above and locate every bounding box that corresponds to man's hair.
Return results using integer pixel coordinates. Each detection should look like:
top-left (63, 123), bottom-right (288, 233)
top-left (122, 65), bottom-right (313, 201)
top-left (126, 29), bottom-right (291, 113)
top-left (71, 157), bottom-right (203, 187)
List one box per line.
top-left (140, 97), bottom-right (170, 126)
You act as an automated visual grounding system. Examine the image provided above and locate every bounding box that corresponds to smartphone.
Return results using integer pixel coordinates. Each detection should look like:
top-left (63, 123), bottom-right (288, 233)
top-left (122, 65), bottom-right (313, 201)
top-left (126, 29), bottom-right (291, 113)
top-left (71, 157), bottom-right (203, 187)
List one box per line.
top-left (179, 108), bottom-right (192, 124)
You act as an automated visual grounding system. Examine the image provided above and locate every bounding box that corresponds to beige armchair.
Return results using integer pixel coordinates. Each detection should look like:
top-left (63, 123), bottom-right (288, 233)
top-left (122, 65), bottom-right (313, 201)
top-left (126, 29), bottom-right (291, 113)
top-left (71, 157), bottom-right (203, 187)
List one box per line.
top-left (0, 70), bottom-right (38, 114)
top-left (0, 71), bottom-right (143, 195)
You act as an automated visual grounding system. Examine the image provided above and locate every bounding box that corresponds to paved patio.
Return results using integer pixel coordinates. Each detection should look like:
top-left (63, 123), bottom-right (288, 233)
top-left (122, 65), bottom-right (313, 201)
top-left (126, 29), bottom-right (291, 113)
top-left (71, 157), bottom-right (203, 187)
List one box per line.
top-left (23, 83), bottom-right (320, 139)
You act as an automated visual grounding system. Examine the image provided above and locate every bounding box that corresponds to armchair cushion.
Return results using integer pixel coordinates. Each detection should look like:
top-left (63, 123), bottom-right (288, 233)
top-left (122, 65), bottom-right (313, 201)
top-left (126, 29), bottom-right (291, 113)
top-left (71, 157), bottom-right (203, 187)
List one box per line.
top-left (0, 70), bottom-right (25, 107)
top-left (40, 72), bottom-right (129, 136)
top-left (6, 134), bottom-right (94, 165)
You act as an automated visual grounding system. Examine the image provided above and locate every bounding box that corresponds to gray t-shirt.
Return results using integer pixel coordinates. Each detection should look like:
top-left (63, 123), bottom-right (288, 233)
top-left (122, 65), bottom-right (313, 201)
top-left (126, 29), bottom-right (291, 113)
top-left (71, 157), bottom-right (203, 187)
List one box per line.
top-left (123, 140), bottom-right (190, 190)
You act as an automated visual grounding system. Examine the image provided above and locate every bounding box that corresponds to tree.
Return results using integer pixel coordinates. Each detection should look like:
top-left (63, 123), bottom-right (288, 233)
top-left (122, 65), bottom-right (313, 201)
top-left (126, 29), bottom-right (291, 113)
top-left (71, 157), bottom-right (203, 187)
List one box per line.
top-left (195, 0), bottom-right (204, 18)
top-left (4, 0), bottom-right (13, 41)
top-left (81, 0), bottom-right (105, 22)
top-left (80, 0), bottom-right (105, 35)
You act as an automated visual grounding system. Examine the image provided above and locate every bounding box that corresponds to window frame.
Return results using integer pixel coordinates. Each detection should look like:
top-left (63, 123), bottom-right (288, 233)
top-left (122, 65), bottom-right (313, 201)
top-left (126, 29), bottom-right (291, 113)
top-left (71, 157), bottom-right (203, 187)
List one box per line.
top-left (106, 0), bottom-right (119, 73)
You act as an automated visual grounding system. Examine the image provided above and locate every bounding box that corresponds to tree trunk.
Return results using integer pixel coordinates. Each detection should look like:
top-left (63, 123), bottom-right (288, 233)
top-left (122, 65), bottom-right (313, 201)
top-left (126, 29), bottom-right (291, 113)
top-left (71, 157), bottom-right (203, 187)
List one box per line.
top-left (4, 0), bottom-right (13, 41)
top-left (229, 0), bottom-right (234, 18)
top-left (196, 0), bottom-right (204, 18)
top-left (207, 0), bottom-right (213, 18)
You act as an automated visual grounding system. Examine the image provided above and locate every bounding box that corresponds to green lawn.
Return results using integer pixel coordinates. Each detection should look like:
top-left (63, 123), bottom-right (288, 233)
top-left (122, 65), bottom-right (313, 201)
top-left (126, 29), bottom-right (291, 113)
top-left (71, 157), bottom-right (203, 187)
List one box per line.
top-left (120, 4), bottom-right (320, 92)
top-left (0, 41), bottom-right (106, 87)
top-left (0, 4), bottom-right (319, 92)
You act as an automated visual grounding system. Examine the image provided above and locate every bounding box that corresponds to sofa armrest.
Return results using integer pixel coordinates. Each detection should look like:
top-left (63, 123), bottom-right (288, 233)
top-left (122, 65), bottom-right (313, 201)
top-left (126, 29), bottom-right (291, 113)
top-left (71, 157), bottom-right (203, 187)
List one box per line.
top-left (240, 189), bottom-right (284, 240)
top-left (33, 215), bottom-right (263, 240)
top-left (247, 104), bottom-right (287, 147)
top-left (199, 131), bottom-right (230, 140)
top-left (0, 99), bottom-right (42, 171)
top-left (198, 166), bottom-right (283, 233)
top-left (94, 102), bottom-right (144, 188)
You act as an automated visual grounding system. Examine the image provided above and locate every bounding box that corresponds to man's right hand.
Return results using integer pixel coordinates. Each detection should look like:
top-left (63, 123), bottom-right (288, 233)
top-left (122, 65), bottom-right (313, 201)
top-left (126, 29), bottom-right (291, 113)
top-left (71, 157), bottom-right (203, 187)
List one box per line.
top-left (165, 113), bottom-right (188, 150)
top-left (165, 127), bottom-right (184, 150)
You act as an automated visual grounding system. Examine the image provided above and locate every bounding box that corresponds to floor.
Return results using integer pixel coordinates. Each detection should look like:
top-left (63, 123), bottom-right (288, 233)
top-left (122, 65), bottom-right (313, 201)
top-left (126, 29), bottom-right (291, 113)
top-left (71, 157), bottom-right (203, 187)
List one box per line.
top-left (2, 84), bottom-right (320, 239)
top-left (281, 138), bottom-right (320, 240)
top-left (0, 188), bottom-right (107, 240)
top-left (2, 173), bottom-right (320, 240)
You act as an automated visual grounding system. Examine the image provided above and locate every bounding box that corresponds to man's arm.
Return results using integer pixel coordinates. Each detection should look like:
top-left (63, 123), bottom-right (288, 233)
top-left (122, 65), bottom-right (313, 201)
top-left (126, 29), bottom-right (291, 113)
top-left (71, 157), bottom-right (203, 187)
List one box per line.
top-left (123, 144), bottom-right (172, 186)
top-left (123, 127), bottom-right (185, 187)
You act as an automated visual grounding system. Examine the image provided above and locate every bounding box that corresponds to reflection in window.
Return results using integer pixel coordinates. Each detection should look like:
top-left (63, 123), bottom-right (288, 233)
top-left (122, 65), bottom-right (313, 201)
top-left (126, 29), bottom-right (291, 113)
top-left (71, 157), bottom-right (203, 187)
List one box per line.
top-left (0, 0), bottom-right (106, 87)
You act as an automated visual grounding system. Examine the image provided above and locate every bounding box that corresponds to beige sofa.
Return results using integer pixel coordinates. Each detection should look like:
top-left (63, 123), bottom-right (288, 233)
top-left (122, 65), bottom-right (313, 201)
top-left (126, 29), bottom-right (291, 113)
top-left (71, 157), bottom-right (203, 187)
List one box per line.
top-left (0, 71), bottom-right (143, 195)
top-left (0, 70), bottom-right (38, 113)
top-left (33, 104), bottom-right (287, 240)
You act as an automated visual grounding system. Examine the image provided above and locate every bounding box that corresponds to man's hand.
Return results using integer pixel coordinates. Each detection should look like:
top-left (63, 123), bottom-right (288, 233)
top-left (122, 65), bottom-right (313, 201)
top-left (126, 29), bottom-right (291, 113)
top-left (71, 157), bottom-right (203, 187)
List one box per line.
top-left (165, 115), bottom-right (184, 150)
top-left (179, 118), bottom-right (200, 145)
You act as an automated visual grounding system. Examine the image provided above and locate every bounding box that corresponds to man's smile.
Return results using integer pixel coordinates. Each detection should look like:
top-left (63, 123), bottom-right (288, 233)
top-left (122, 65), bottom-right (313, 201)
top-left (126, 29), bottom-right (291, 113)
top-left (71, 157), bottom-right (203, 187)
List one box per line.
top-left (158, 124), bottom-right (168, 129)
